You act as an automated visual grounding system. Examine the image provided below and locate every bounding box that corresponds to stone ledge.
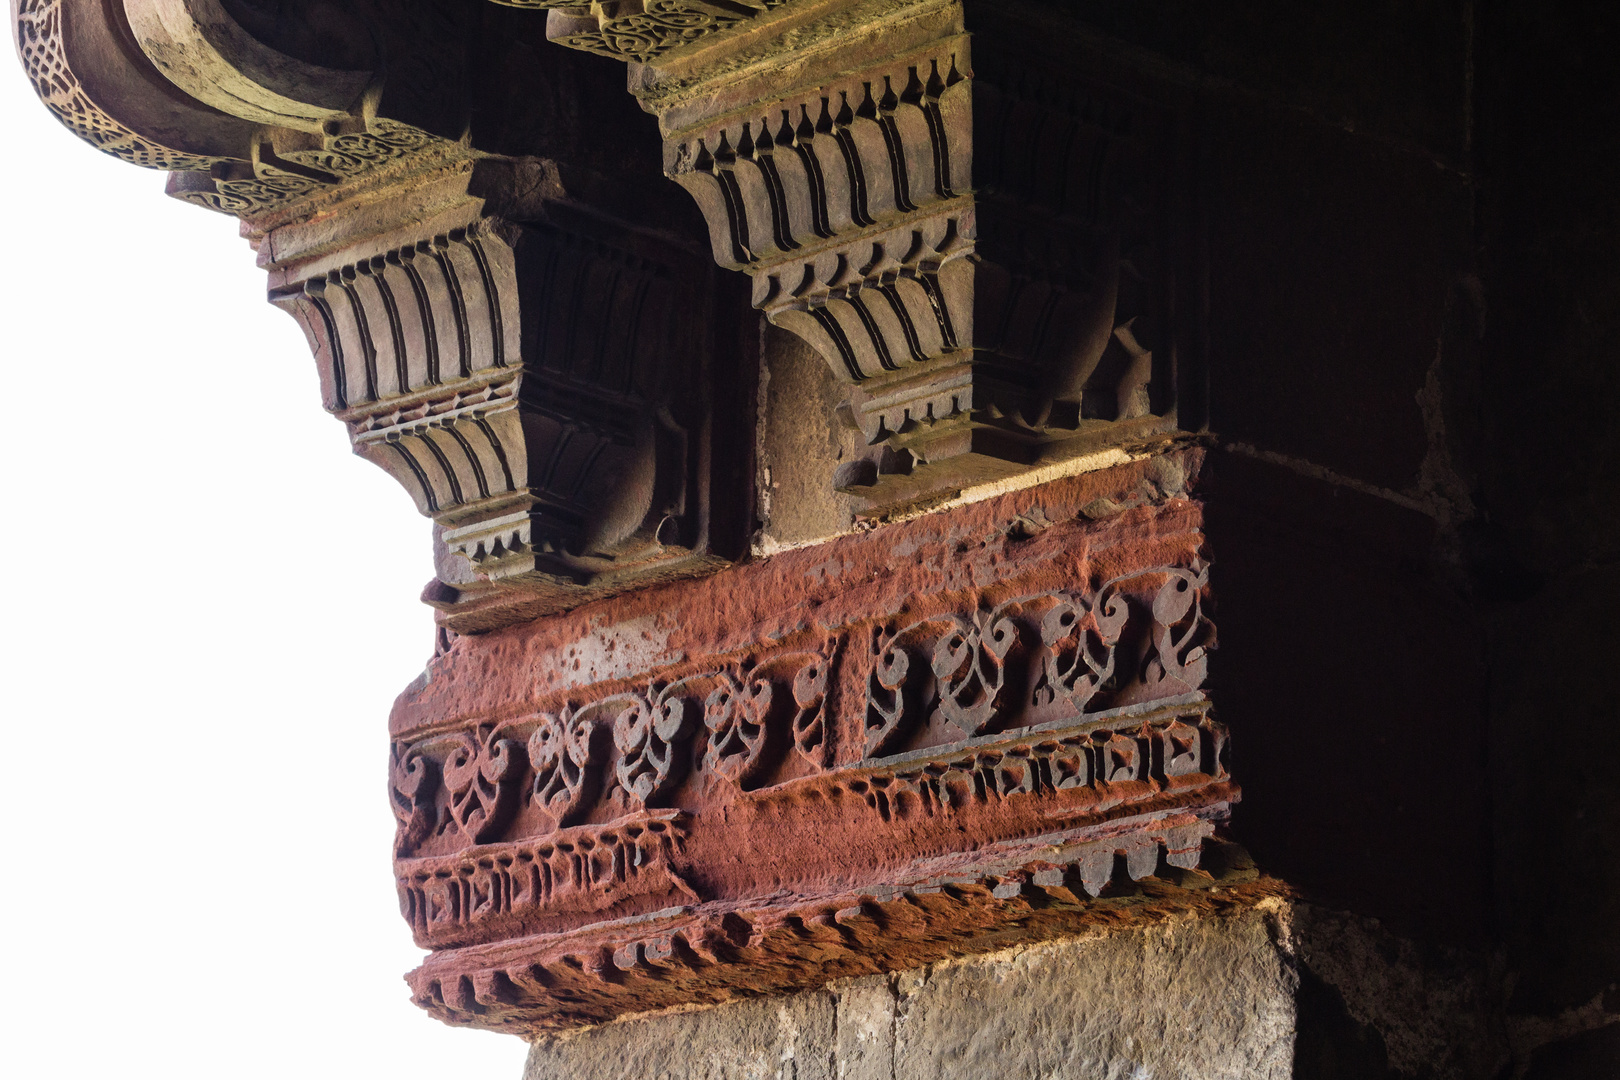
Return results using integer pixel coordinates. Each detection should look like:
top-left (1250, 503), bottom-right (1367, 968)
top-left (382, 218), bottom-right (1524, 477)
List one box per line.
top-left (523, 902), bottom-right (1298, 1080)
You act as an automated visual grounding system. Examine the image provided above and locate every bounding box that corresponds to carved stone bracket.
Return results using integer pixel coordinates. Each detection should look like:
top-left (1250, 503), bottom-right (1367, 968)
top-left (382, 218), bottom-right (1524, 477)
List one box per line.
top-left (15, 1), bottom-right (748, 623)
top-left (266, 196), bottom-right (728, 621)
top-left (13, 0), bottom-right (1241, 1042)
top-left (624, 0), bottom-right (1198, 513)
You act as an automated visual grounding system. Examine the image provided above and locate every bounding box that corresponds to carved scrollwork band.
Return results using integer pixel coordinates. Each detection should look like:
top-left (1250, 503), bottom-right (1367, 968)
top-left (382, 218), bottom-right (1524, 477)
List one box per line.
top-left (389, 560), bottom-right (1216, 872)
top-left (865, 564), bottom-right (1213, 755)
top-left (165, 122), bottom-right (444, 217)
top-left (17, 0), bottom-right (206, 169)
top-left (391, 645), bottom-right (845, 861)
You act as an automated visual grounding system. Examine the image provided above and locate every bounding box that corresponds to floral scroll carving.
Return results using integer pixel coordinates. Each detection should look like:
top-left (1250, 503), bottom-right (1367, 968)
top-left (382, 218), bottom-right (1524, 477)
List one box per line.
top-left (702, 645), bottom-right (842, 783)
top-left (789, 640), bottom-right (839, 769)
top-left (612, 681), bottom-right (700, 807)
top-left (528, 707), bottom-right (601, 827)
top-left (864, 566), bottom-right (1215, 760)
top-left (390, 742), bottom-right (438, 856)
top-left (391, 558), bottom-right (1211, 863)
top-left (702, 672), bottom-right (773, 784)
top-left (1143, 563), bottom-right (1214, 696)
top-left (442, 727), bottom-right (525, 844)
top-left (1035, 583), bottom-right (1131, 713)
top-left (867, 606), bottom-right (1020, 756)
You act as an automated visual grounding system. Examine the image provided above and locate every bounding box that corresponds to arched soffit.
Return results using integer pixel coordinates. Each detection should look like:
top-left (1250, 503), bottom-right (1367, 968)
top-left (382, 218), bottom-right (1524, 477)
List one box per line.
top-left (123, 0), bottom-right (372, 130)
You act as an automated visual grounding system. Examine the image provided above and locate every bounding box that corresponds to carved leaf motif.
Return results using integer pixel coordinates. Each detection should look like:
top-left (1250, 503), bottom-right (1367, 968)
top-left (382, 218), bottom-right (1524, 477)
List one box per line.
top-left (864, 627), bottom-right (912, 758)
top-left (389, 742), bottom-right (437, 856)
top-left (613, 685), bottom-right (696, 806)
top-left (702, 673), bottom-right (773, 784)
top-left (932, 610), bottom-right (1019, 738)
top-left (442, 727), bottom-right (523, 845)
top-left (1036, 587), bottom-right (1130, 713)
top-left (790, 646), bottom-right (837, 768)
top-left (528, 707), bottom-right (597, 826)
top-left (1143, 564), bottom-right (1214, 695)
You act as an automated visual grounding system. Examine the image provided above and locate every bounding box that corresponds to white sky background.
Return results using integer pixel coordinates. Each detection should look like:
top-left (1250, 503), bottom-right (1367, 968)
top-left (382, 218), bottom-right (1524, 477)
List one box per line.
top-left (0, 50), bottom-right (531, 1080)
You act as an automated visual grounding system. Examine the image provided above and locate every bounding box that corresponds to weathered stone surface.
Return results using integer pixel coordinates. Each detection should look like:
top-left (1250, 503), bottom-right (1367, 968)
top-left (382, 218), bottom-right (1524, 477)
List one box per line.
top-left (754, 325), bottom-right (862, 552)
top-left (525, 906), bottom-right (1297, 1080)
top-left (886, 911), bottom-right (1294, 1079)
top-left (528, 990), bottom-right (838, 1080)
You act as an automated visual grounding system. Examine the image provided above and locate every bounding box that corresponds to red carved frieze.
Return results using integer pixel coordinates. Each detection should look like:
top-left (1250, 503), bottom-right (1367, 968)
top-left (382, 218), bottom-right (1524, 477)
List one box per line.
top-left (391, 451), bottom-right (1250, 1032)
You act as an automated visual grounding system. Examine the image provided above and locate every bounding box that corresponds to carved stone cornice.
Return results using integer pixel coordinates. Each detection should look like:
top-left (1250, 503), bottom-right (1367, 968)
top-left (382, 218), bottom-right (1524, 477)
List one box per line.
top-left (13, 0), bottom-right (1242, 1040)
top-left (389, 453), bottom-right (1247, 1032)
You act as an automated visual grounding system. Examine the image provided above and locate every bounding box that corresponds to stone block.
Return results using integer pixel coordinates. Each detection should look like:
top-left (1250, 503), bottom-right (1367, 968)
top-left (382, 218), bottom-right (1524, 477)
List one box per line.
top-left (525, 990), bottom-right (836, 1080)
top-left (524, 909), bottom-right (1296, 1080)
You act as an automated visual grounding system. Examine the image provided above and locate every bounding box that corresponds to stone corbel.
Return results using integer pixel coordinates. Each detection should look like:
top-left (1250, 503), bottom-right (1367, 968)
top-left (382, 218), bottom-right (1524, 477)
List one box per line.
top-left (530, 0), bottom-right (1200, 515)
top-left (15, 0), bottom-right (736, 629)
top-left (658, 25), bottom-right (1192, 513)
top-left (266, 182), bottom-right (726, 628)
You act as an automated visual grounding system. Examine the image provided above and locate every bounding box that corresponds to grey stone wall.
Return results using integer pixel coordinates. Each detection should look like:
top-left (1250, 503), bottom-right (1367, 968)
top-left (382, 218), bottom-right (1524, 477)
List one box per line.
top-left (524, 905), bottom-right (1297, 1080)
top-left (521, 901), bottom-right (1527, 1080)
